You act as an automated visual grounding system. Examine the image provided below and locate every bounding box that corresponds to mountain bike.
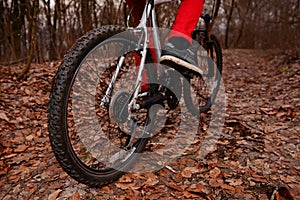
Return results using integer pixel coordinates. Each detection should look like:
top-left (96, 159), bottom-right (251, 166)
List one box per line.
top-left (48, 0), bottom-right (222, 187)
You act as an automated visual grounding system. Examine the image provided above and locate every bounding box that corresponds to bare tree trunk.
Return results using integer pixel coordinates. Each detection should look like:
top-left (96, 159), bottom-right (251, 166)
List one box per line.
top-left (92, 0), bottom-right (98, 27)
top-left (81, 0), bottom-right (93, 33)
top-left (18, 0), bottom-right (39, 80)
top-left (123, 1), bottom-right (128, 26)
top-left (11, 0), bottom-right (24, 59)
top-left (52, 0), bottom-right (60, 60)
top-left (234, 0), bottom-right (250, 47)
top-left (0, 2), bottom-right (3, 61)
top-left (114, 1), bottom-right (123, 25)
top-left (225, 0), bottom-right (235, 49)
top-left (41, 0), bottom-right (59, 61)
top-left (56, 0), bottom-right (65, 58)
top-left (3, 2), bottom-right (14, 70)
top-left (211, 0), bottom-right (221, 27)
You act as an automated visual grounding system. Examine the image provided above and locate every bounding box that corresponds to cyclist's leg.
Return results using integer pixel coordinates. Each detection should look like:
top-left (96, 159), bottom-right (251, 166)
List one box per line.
top-left (169, 0), bottom-right (205, 44)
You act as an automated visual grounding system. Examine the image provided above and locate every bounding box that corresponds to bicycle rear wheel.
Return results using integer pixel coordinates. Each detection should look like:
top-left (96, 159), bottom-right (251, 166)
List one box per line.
top-left (184, 33), bottom-right (222, 114)
top-left (48, 26), bottom-right (155, 187)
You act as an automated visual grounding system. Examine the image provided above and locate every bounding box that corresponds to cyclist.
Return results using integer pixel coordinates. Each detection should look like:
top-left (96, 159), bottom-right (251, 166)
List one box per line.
top-left (125, 0), bottom-right (205, 72)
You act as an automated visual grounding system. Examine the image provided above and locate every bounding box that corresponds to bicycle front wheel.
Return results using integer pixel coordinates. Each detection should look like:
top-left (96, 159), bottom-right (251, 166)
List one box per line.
top-left (48, 26), bottom-right (154, 187)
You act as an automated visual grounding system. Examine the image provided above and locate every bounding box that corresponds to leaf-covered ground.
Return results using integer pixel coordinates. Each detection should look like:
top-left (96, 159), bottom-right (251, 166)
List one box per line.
top-left (0, 49), bottom-right (299, 199)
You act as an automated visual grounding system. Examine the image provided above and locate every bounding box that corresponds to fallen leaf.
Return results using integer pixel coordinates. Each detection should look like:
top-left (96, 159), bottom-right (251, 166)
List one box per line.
top-left (167, 183), bottom-right (183, 191)
top-left (25, 135), bottom-right (34, 141)
top-left (115, 182), bottom-right (136, 190)
top-left (188, 183), bottom-right (210, 194)
top-left (181, 166), bottom-right (199, 178)
top-left (226, 178), bottom-right (243, 186)
top-left (251, 175), bottom-right (268, 183)
top-left (0, 112), bottom-right (10, 122)
top-left (48, 189), bottom-right (62, 200)
top-left (260, 107), bottom-right (274, 115)
top-left (144, 178), bottom-right (159, 187)
top-left (14, 145), bottom-right (27, 153)
top-left (280, 175), bottom-right (297, 183)
top-left (119, 174), bottom-right (133, 183)
top-left (183, 191), bottom-right (200, 198)
top-left (235, 185), bottom-right (245, 194)
top-left (209, 167), bottom-right (221, 178)
top-left (143, 172), bottom-right (158, 180)
top-left (209, 178), bottom-right (224, 187)
top-left (221, 183), bottom-right (235, 191)
top-left (67, 191), bottom-right (81, 200)
top-left (47, 182), bottom-right (64, 190)
top-left (276, 112), bottom-right (286, 119)
top-left (11, 153), bottom-right (34, 164)
top-left (264, 126), bottom-right (275, 133)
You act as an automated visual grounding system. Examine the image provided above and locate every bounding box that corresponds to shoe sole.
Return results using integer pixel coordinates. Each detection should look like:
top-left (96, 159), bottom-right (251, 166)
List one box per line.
top-left (160, 55), bottom-right (203, 75)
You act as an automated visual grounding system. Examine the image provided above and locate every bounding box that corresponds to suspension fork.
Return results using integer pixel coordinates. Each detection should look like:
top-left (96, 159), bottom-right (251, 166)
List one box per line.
top-left (100, 56), bottom-right (126, 108)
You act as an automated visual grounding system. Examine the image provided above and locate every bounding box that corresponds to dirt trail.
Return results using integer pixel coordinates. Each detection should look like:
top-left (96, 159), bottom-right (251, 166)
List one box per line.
top-left (0, 49), bottom-right (299, 199)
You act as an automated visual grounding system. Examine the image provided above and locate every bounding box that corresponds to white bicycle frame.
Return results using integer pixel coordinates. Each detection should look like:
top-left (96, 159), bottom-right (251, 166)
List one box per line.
top-left (129, 0), bottom-right (170, 109)
top-left (101, 0), bottom-right (171, 109)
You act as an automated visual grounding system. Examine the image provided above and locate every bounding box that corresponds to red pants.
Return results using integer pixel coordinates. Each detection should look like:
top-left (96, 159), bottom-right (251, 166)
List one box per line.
top-left (125, 0), bottom-right (205, 43)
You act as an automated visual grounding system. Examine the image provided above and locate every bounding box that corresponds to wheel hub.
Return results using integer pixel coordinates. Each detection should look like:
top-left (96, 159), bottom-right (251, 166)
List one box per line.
top-left (109, 91), bottom-right (130, 124)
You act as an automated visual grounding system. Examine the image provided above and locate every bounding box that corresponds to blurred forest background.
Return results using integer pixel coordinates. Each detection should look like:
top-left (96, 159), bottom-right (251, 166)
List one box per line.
top-left (0, 0), bottom-right (300, 66)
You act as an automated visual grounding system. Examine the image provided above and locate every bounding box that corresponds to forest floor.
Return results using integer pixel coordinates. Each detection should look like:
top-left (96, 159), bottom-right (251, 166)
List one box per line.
top-left (0, 49), bottom-right (299, 200)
